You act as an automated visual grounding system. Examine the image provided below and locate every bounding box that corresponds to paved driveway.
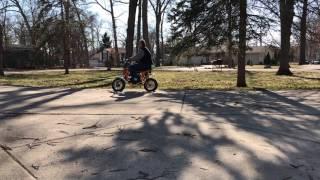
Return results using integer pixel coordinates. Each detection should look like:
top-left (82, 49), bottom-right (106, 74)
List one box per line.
top-left (0, 86), bottom-right (319, 180)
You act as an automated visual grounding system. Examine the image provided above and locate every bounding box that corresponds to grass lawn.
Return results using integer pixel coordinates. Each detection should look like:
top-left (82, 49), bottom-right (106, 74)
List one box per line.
top-left (0, 70), bottom-right (319, 90)
top-left (245, 64), bottom-right (301, 69)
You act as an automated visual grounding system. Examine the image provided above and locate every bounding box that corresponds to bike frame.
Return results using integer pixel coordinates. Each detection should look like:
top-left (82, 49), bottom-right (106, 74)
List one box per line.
top-left (123, 67), bottom-right (150, 84)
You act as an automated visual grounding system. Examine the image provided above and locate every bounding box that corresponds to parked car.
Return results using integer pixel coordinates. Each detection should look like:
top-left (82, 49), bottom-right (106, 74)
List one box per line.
top-left (307, 59), bottom-right (320, 64)
top-left (314, 60), bottom-right (320, 64)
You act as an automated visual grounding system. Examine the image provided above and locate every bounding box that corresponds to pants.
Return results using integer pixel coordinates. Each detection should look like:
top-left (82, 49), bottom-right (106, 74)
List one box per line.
top-left (129, 63), bottom-right (150, 76)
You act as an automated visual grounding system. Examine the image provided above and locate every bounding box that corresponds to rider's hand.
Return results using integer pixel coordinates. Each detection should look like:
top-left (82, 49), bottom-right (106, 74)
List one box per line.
top-left (129, 58), bottom-right (136, 63)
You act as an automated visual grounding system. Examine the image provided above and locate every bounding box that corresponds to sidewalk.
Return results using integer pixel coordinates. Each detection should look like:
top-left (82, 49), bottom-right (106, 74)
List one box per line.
top-left (0, 86), bottom-right (319, 179)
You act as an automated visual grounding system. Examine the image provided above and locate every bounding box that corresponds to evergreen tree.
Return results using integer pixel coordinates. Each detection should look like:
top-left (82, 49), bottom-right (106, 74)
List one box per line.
top-left (264, 52), bottom-right (271, 68)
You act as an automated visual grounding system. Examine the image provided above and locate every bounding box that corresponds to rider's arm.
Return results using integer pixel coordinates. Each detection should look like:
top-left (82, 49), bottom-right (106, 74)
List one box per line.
top-left (129, 49), bottom-right (145, 63)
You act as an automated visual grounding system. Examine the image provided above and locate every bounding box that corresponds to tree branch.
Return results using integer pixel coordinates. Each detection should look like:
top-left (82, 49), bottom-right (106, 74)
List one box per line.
top-left (94, 0), bottom-right (111, 14)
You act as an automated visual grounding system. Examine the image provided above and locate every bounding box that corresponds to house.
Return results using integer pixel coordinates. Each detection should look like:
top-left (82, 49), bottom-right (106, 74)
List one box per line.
top-left (4, 45), bottom-right (34, 69)
top-left (89, 50), bottom-right (103, 67)
top-left (291, 41), bottom-right (320, 63)
top-left (246, 46), bottom-right (277, 65)
top-left (105, 48), bottom-right (126, 65)
top-left (175, 46), bottom-right (279, 66)
top-left (89, 48), bottom-right (126, 67)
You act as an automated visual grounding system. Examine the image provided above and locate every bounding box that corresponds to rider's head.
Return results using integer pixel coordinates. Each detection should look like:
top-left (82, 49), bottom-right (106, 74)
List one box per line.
top-left (139, 39), bottom-right (146, 49)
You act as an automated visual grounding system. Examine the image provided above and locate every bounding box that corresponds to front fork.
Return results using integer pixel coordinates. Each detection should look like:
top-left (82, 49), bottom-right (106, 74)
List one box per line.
top-left (123, 68), bottom-right (130, 81)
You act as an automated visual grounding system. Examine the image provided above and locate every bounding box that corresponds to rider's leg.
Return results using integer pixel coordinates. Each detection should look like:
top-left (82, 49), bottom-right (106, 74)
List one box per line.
top-left (129, 64), bottom-right (138, 77)
top-left (130, 63), bottom-right (146, 74)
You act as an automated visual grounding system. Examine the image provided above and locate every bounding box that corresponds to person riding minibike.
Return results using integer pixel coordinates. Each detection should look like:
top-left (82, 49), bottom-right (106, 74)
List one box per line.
top-left (128, 39), bottom-right (153, 82)
top-left (111, 39), bottom-right (157, 92)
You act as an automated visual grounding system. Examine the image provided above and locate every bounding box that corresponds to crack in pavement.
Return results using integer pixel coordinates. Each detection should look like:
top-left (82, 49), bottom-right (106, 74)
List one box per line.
top-left (5, 113), bottom-right (320, 151)
top-left (0, 112), bottom-right (156, 116)
top-left (0, 147), bottom-right (38, 179)
top-left (9, 119), bottom-right (146, 149)
top-left (207, 120), bottom-right (320, 145)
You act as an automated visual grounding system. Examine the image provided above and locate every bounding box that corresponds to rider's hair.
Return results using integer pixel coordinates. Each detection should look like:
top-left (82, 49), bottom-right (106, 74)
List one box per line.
top-left (140, 39), bottom-right (146, 48)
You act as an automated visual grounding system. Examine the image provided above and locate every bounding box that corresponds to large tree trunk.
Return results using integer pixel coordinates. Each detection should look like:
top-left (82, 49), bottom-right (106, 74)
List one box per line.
top-left (63, 0), bottom-right (71, 74)
top-left (155, 15), bottom-right (161, 67)
top-left (126, 0), bottom-right (138, 58)
top-left (277, 0), bottom-right (294, 75)
top-left (237, 0), bottom-right (247, 87)
top-left (136, 0), bottom-right (142, 53)
top-left (109, 0), bottom-right (120, 66)
top-left (299, 0), bottom-right (308, 65)
top-left (72, 0), bottom-right (89, 67)
top-left (0, 24), bottom-right (4, 76)
top-left (142, 0), bottom-right (151, 50)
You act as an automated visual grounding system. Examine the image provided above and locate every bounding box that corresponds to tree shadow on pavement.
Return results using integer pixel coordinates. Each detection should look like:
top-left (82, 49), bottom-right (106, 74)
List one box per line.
top-left (112, 91), bottom-right (147, 102)
top-left (57, 89), bottom-right (320, 179)
top-left (0, 87), bottom-right (82, 122)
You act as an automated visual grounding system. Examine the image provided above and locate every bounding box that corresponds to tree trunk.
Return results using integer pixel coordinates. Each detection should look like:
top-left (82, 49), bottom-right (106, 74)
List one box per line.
top-left (227, 0), bottom-right (234, 68)
top-left (109, 0), bottom-right (120, 66)
top-left (63, 0), bottom-right (71, 74)
top-left (96, 26), bottom-right (101, 50)
top-left (90, 26), bottom-right (95, 50)
top-left (126, 0), bottom-right (138, 58)
top-left (0, 24), bottom-right (4, 76)
top-left (155, 15), bottom-right (161, 67)
top-left (142, 0), bottom-right (151, 50)
top-left (237, 0), bottom-right (247, 87)
top-left (161, 14), bottom-right (164, 64)
top-left (72, 0), bottom-right (90, 67)
top-left (3, 1), bottom-right (8, 47)
top-left (299, 0), bottom-right (308, 65)
top-left (277, 0), bottom-right (294, 75)
top-left (136, 0), bottom-right (142, 53)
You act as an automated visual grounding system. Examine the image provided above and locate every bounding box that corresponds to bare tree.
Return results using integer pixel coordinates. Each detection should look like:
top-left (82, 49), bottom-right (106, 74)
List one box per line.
top-left (142, 0), bottom-right (151, 49)
top-left (299, 0), bottom-right (308, 65)
top-left (1, 0), bottom-right (104, 69)
top-left (0, 24), bottom-right (4, 76)
top-left (0, 0), bottom-right (8, 76)
top-left (9, 0), bottom-right (33, 45)
top-left (226, 0), bottom-right (234, 68)
top-left (72, 0), bottom-right (90, 67)
top-left (149, 0), bottom-right (172, 66)
top-left (63, 0), bottom-right (71, 74)
top-left (136, 0), bottom-right (142, 53)
top-left (160, 12), bottom-right (165, 63)
top-left (94, 0), bottom-right (120, 66)
top-left (126, 0), bottom-right (138, 58)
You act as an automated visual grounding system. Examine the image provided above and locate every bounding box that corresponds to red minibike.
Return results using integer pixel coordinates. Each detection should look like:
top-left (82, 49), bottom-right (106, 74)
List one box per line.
top-left (112, 60), bottom-right (158, 92)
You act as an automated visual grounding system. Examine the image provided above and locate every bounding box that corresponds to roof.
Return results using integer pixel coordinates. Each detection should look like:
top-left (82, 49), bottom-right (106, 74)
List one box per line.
top-left (247, 46), bottom-right (272, 54)
top-left (209, 46), bottom-right (278, 54)
top-left (5, 44), bottom-right (33, 51)
top-left (106, 48), bottom-right (126, 54)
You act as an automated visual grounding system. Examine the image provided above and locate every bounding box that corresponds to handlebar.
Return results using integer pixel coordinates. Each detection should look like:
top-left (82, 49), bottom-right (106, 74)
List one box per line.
top-left (123, 58), bottom-right (134, 68)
